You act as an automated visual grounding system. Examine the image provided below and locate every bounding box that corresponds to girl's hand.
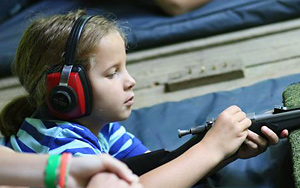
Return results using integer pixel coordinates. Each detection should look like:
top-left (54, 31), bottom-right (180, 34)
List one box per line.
top-left (68, 154), bottom-right (139, 188)
top-left (202, 105), bottom-right (252, 160)
top-left (237, 127), bottom-right (289, 159)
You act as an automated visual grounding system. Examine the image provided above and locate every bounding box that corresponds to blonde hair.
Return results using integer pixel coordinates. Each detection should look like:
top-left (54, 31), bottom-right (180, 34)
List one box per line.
top-left (0, 10), bottom-right (124, 137)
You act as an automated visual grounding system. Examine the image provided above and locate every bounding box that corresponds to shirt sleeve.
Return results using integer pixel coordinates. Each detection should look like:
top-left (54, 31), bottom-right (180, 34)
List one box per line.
top-left (103, 122), bottom-right (148, 160)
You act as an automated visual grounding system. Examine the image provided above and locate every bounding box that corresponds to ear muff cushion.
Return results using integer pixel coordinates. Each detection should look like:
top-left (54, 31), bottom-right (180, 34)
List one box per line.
top-left (68, 65), bottom-right (92, 116)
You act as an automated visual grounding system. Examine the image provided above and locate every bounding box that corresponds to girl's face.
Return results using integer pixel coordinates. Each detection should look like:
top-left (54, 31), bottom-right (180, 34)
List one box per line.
top-left (86, 32), bottom-right (136, 124)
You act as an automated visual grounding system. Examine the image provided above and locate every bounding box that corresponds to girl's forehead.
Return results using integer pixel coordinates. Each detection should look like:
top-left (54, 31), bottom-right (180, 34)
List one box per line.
top-left (90, 33), bottom-right (126, 70)
top-left (99, 32), bottom-right (124, 47)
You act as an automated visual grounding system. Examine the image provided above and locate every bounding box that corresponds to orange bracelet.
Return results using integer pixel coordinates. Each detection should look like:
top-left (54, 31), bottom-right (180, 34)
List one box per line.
top-left (58, 153), bottom-right (72, 188)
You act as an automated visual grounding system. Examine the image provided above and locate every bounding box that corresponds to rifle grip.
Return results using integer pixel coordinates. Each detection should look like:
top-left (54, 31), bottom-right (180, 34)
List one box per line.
top-left (249, 122), bottom-right (280, 138)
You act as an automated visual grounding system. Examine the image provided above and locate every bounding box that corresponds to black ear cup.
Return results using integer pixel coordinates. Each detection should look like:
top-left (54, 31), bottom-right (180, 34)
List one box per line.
top-left (49, 85), bottom-right (77, 113)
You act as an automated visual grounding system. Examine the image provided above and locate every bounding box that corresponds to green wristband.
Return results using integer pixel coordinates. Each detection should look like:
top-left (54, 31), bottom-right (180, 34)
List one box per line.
top-left (45, 155), bottom-right (62, 188)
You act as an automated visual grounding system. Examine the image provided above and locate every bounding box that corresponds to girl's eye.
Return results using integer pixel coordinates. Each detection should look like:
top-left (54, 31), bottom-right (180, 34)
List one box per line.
top-left (107, 69), bottom-right (118, 79)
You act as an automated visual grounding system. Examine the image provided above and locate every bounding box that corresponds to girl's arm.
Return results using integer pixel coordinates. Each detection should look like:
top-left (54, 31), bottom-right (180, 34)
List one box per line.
top-left (0, 147), bottom-right (46, 187)
top-left (139, 105), bottom-right (285, 188)
top-left (139, 105), bottom-right (250, 188)
top-left (0, 146), bottom-right (140, 188)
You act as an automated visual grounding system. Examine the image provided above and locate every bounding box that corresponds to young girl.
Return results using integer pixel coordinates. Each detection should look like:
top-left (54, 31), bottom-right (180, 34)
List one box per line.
top-left (0, 10), bottom-right (287, 188)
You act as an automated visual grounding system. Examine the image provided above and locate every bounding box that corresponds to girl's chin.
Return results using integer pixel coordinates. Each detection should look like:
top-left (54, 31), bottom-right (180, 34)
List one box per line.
top-left (118, 109), bottom-right (132, 120)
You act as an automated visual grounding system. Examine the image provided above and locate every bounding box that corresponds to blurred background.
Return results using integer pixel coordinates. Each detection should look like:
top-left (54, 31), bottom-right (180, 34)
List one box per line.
top-left (1, 0), bottom-right (300, 110)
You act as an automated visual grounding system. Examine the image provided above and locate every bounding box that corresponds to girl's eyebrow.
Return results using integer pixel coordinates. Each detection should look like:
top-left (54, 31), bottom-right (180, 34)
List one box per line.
top-left (103, 62), bottom-right (120, 72)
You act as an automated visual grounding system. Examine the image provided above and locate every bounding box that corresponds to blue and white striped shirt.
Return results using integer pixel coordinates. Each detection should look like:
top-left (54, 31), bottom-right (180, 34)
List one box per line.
top-left (0, 118), bottom-right (148, 159)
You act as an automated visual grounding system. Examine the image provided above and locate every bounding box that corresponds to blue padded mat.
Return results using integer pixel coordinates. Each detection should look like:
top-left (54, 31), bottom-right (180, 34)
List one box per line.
top-left (1, 0), bottom-right (300, 76)
top-left (121, 73), bottom-right (300, 187)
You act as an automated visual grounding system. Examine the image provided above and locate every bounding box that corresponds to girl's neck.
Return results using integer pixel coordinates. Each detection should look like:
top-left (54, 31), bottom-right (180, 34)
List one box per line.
top-left (75, 116), bottom-right (107, 137)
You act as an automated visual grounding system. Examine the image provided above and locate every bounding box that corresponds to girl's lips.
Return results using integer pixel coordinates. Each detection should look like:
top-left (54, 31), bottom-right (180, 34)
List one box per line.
top-left (124, 96), bottom-right (134, 106)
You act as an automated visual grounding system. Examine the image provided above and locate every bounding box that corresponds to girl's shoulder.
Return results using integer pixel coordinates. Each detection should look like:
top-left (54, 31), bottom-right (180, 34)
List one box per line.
top-left (3, 118), bottom-right (107, 155)
top-left (100, 122), bottom-right (129, 138)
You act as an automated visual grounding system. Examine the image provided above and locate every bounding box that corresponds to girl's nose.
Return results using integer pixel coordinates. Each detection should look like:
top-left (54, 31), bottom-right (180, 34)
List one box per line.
top-left (125, 70), bottom-right (136, 90)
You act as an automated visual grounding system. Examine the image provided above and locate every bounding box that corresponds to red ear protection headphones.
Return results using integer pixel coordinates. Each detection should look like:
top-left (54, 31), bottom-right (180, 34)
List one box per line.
top-left (46, 15), bottom-right (94, 120)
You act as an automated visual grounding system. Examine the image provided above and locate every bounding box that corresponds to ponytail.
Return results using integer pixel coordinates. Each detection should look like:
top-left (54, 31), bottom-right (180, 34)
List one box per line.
top-left (0, 96), bottom-right (36, 138)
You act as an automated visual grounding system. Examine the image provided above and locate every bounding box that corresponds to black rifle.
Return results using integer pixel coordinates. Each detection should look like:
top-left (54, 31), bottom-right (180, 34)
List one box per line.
top-left (178, 105), bottom-right (300, 138)
top-left (122, 105), bottom-right (300, 175)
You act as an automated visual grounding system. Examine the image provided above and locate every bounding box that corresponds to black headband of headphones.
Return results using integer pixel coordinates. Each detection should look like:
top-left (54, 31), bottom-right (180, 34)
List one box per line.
top-left (64, 15), bottom-right (94, 65)
top-left (58, 15), bottom-right (95, 89)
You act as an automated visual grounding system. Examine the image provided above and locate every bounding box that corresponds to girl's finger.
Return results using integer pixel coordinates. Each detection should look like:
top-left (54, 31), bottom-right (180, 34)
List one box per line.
top-left (261, 126), bottom-right (278, 145)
